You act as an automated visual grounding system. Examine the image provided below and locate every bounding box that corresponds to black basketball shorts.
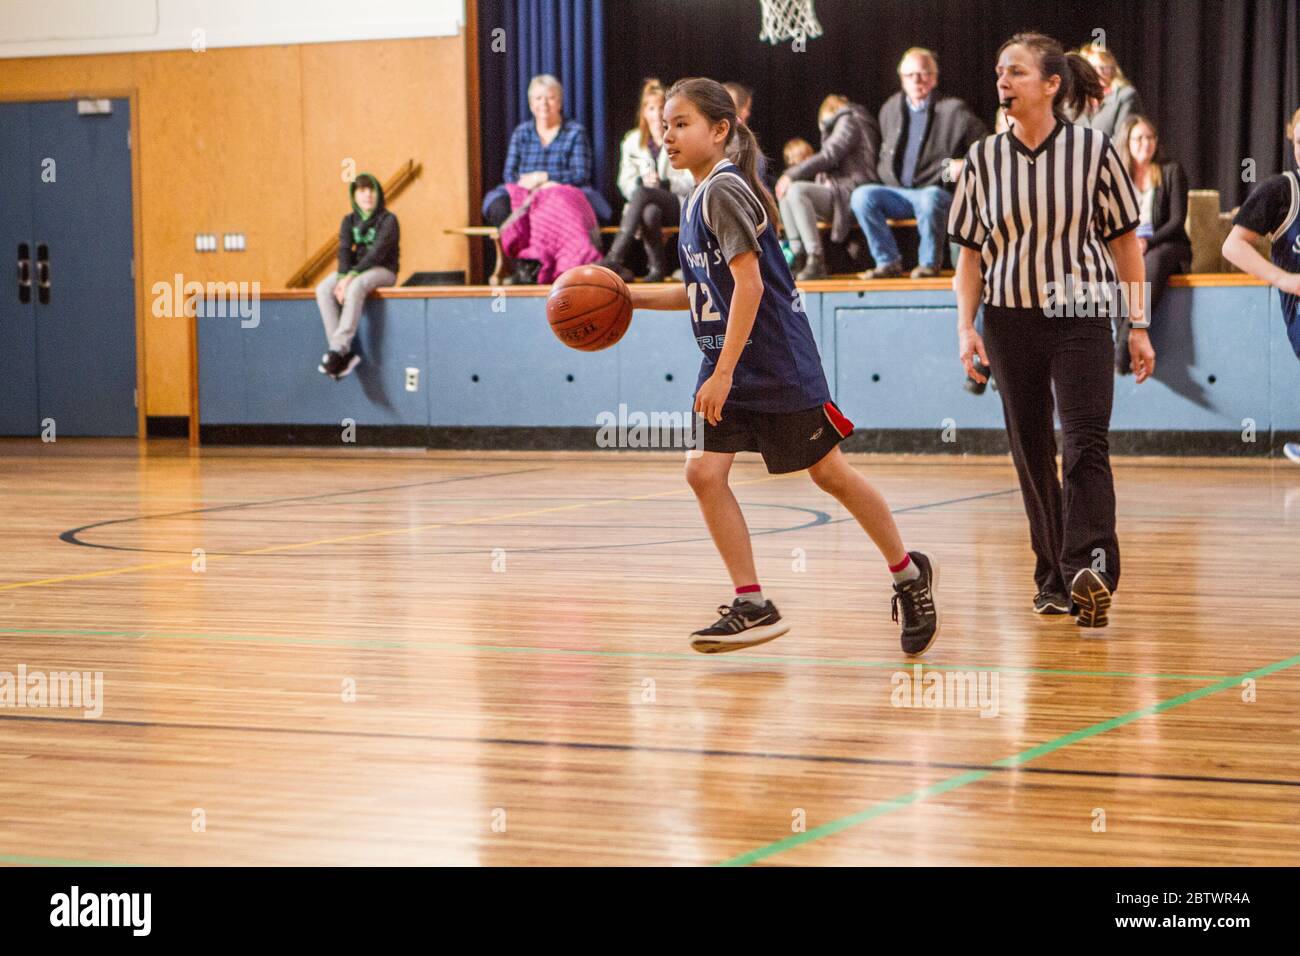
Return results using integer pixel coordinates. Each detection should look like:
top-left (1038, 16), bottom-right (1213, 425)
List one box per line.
top-left (699, 400), bottom-right (854, 474)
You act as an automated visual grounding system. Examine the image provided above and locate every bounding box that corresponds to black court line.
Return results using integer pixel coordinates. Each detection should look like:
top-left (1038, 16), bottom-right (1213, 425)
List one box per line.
top-left (59, 502), bottom-right (834, 558)
top-left (55, 485), bottom-right (1018, 559)
top-left (2, 713), bottom-right (1295, 791)
top-left (57, 467), bottom-right (550, 552)
top-left (462, 488), bottom-right (1019, 558)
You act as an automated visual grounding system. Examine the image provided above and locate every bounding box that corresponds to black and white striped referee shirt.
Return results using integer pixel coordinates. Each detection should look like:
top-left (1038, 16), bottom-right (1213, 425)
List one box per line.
top-left (948, 119), bottom-right (1142, 310)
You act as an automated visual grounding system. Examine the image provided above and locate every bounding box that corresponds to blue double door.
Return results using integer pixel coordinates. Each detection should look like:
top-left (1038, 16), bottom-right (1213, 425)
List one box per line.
top-left (0, 98), bottom-right (137, 436)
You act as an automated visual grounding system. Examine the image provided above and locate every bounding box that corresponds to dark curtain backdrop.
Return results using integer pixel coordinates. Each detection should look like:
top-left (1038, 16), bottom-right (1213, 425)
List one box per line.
top-left (476, 1), bottom-right (1297, 217)
top-left (561, 0), bottom-right (1293, 214)
top-left (478, 0), bottom-right (608, 207)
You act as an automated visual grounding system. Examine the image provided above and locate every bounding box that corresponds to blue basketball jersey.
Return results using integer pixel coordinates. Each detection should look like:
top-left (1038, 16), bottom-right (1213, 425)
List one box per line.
top-left (1269, 171), bottom-right (1300, 358)
top-left (678, 159), bottom-right (831, 412)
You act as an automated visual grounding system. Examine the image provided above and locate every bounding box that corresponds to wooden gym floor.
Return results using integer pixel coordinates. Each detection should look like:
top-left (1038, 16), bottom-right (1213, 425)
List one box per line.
top-left (1, 439), bottom-right (1297, 866)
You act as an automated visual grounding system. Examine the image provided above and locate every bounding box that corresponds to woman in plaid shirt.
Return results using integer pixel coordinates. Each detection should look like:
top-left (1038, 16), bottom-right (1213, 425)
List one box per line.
top-left (482, 74), bottom-right (610, 284)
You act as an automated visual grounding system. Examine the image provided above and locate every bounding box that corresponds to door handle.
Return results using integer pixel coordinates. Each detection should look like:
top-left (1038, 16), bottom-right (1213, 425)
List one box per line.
top-left (17, 242), bottom-right (30, 304)
top-left (35, 243), bottom-right (49, 305)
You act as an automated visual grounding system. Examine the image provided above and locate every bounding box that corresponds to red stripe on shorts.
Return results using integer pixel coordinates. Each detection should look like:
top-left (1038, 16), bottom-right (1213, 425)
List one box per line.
top-left (822, 402), bottom-right (854, 439)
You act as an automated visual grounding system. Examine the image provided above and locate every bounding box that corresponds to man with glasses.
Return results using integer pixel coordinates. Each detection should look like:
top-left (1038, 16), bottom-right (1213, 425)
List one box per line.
top-left (851, 47), bottom-right (986, 278)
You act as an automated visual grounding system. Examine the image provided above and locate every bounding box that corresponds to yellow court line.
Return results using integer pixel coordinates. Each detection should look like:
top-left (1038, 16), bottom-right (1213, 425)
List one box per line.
top-left (0, 472), bottom-right (795, 592)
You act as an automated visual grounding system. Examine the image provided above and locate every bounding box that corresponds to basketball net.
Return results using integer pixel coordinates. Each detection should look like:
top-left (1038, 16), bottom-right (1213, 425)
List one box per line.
top-left (758, 0), bottom-right (823, 44)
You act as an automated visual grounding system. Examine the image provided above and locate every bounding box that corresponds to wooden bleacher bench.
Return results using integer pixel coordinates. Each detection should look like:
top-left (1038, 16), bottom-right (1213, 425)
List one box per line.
top-left (444, 225), bottom-right (681, 285)
top-left (445, 220), bottom-right (917, 285)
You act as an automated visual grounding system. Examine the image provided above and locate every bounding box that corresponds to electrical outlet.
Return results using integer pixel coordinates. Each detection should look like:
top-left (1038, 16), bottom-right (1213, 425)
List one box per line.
top-left (405, 367), bottom-right (419, 392)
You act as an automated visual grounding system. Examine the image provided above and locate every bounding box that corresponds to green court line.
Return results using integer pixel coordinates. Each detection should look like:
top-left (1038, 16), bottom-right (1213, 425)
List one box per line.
top-left (0, 626), bottom-right (1229, 682)
top-left (718, 650), bottom-right (1300, 866)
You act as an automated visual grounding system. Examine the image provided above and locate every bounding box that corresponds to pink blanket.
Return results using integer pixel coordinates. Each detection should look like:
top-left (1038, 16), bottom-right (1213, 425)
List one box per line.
top-left (500, 183), bottom-right (601, 283)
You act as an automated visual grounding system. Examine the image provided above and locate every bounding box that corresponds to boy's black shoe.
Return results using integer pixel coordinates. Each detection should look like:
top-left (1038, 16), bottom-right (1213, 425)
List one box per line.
top-left (318, 349), bottom-right (360, 380)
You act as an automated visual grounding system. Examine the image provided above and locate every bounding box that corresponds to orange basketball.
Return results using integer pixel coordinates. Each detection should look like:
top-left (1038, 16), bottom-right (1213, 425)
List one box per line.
top-left (546, 264), bottom-right (632, 351)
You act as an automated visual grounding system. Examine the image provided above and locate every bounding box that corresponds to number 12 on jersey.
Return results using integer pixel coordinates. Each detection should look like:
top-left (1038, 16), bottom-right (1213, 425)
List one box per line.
top-left (687, 283), bottom-right (722, 323)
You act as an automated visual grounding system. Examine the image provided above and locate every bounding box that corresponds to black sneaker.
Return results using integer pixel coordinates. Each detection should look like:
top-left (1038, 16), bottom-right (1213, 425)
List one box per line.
top-left (796, 254), bottom-right (827, 280)
top-left (336, 351), bottom-right (361, 378)
top-left (1070, 567), bottom-right (1112, 628)
top-left (318, 349), bottom-right (360, 380)
top-left (689, 599), bottom-right (790, 654)
top-left (891, 551), bottom-right (940, 655)
top-left (1033, 589), bottom-right (1071, 614)
top-left (503, 258), bottom-right (541, 285)
top-left (598, 259), bottom-right (635, 283)
top-left (319, 350), bottom-right (345, 377)
top-left (858, 260), bottom-right (906, 280)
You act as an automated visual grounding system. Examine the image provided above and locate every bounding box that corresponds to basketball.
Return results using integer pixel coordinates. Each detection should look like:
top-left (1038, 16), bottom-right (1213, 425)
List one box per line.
top-left (546, 264), bottom-right (632, 351)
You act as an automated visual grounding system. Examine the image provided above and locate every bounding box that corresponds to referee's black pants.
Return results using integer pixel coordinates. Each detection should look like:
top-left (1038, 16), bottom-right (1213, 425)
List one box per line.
top-left (983, 307), bottom-right (1120, 596)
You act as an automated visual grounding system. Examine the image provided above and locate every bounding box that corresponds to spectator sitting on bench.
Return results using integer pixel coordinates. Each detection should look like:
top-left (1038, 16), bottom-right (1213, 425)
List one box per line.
top-left (481, 74), bottom-right (610, 285)
top-left (316, 172), bottom-right (398, 380)
top-left (1072, 43), bottom-right (1144, 139)
top-left (778, 139), bottom-right (813, 267)
top-left (1113, 115), bottom-right (1191, 375)
top-left (776, 94), bottom-right (880, 280)
top-left (852, 47), bottom-right (986, 279)
top-left (602, 78), bottom-right (694, 283)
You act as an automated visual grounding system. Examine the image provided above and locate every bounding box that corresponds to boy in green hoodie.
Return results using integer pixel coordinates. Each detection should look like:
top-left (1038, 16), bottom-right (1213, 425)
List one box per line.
top-left (316, 173), bottom-right (400, 378)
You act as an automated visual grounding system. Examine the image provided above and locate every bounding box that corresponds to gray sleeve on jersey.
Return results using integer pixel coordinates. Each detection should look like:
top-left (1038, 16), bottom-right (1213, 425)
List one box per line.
top-left (703, 177), bottom-right (764, 263)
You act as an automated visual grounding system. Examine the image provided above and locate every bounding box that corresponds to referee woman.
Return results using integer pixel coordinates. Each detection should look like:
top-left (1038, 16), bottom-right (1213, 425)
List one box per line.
top-left (948, 33), bottom-right (1155, 628)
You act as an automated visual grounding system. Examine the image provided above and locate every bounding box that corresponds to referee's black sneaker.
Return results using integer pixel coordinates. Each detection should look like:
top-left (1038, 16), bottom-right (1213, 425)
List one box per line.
top-left (1033, 589), bottom-right (1071, 614)
top-left (1070, 568), bottom-right (1112, 628)
top-left (690, 599), bottom-right (790, 654)
top-left (892, 551), bottom-right (940, 656)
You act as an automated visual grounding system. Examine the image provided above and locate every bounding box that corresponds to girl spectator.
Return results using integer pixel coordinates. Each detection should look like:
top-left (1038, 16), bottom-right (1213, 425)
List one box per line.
top-left (602, 79), bottom-right (694, 282)
top-left (1113, 115), bottom-right (1191, 373)
top-left (1073, 44), bottom-right (1144, 138)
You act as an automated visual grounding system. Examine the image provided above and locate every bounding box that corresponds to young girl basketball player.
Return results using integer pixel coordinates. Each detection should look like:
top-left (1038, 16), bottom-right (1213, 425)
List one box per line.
top-left (628, 77), bottom-right (940, 656)
top-left (1222, 107), bottom-right (1300, 465)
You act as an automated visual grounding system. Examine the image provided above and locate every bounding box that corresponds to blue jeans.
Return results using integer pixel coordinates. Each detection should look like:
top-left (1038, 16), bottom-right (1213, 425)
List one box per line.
top-left (850, 184), bottom-right (953, 269)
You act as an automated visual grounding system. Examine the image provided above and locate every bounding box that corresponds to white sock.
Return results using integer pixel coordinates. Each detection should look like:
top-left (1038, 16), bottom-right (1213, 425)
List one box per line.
top-left (890, 554), bottom-right (921, 584)
top-left (735, 586), bottom-right (765, 607)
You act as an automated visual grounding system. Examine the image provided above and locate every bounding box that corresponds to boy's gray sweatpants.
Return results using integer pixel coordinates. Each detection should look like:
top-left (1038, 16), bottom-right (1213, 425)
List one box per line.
top-left (316, 266), bottom-right (396, 354)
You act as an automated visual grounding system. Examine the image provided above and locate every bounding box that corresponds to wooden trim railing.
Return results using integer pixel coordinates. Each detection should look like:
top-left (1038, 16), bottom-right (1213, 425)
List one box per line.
top-left (286, 160), bottom-right (422, 288)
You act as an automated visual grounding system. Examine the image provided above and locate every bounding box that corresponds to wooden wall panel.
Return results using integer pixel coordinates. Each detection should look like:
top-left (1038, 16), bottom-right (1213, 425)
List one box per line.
top-left (133, 46), bottom-right (307, 418)
top-left (0, 35), bottom-right (470, 419)
top-left (0, 52), bottom-right (135, 95)
top-left (301, 36), bottom-right (469, 288)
